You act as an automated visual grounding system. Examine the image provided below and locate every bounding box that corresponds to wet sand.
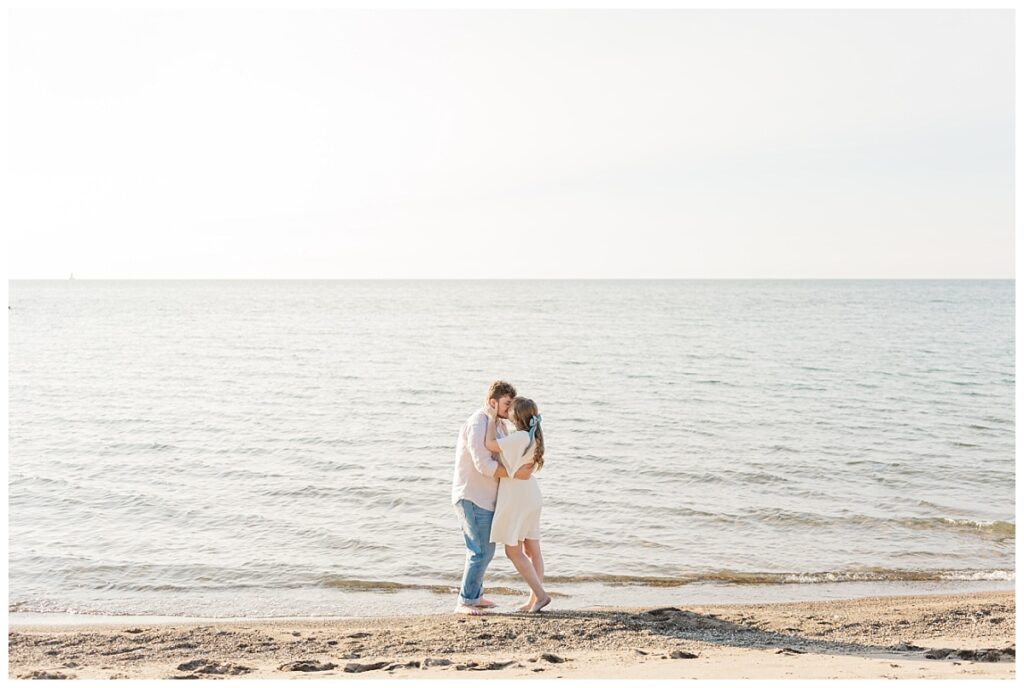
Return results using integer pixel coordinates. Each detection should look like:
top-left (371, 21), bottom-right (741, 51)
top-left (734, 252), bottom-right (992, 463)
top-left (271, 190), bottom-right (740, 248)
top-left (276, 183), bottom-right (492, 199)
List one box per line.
top-left (8, 590), bottom-right (1014, 679)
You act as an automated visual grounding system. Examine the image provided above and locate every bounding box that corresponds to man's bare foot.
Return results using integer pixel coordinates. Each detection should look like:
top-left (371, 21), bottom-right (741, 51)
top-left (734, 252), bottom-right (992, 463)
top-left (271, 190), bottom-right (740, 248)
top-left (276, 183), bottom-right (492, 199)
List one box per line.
top-left (454, 604), bottom-right (488, 616)
top-left (473, 598), bottom-right (497, 608)
top-left (528, 595), bottom-right (552, 613)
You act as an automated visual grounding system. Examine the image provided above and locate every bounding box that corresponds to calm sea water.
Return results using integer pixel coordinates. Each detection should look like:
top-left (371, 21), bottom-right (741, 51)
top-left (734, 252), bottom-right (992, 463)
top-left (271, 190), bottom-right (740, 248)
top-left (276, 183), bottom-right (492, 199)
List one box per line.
top-left (8, 280), bottom-right (1015, 620)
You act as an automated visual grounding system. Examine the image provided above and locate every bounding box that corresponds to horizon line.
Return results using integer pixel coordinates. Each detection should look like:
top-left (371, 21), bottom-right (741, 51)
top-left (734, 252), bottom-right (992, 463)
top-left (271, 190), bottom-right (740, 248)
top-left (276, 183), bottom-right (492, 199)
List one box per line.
top-left (8, 276), bottom-right (1016, 282)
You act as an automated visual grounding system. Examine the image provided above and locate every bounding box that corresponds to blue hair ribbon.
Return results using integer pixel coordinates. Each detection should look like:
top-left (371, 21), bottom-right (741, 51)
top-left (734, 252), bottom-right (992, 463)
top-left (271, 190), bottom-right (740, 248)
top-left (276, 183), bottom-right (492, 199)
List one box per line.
top-left (523, 414), bottom-right (542, 457)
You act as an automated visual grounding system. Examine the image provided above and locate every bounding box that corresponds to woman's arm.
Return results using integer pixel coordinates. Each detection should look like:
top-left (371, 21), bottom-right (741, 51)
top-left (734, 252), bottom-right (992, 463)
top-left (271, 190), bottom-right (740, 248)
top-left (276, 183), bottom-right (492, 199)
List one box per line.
top-left (514, 461), bottom-right (536, 480)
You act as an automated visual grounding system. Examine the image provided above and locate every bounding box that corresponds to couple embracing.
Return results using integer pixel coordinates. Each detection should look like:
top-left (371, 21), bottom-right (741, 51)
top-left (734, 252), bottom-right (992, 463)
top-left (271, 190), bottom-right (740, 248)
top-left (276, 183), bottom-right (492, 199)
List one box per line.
top-left (450, 380), bottom-right (551, 615)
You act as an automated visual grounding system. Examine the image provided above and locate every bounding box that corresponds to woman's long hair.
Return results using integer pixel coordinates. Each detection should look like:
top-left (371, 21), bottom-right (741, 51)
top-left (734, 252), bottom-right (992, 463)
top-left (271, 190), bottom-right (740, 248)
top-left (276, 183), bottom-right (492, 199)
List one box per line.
top-left (509, 396), bottom-right (544, 470)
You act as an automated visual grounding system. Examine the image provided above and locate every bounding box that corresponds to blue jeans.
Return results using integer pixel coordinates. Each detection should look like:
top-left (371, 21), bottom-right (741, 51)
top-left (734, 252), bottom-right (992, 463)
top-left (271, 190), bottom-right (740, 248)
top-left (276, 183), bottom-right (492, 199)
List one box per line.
top-left (454, 498), bottom-right (496, 606)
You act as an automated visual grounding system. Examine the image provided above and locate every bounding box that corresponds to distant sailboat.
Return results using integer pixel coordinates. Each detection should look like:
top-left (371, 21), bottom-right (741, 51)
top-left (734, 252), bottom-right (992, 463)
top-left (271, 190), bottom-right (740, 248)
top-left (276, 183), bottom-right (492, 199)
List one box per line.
top-left (69, 272), bottom-right (75, 280)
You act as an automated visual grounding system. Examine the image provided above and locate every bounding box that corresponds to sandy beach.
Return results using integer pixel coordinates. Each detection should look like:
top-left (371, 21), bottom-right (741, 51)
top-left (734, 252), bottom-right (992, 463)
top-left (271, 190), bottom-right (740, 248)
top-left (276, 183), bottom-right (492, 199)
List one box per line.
top-left (7, 590), bottom-right (1014, 680)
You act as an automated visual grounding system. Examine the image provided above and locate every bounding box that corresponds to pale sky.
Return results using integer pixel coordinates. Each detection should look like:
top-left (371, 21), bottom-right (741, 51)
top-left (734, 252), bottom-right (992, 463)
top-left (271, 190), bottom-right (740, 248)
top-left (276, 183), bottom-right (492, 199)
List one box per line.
top-left (7, 9), bottom-right (1015, 278)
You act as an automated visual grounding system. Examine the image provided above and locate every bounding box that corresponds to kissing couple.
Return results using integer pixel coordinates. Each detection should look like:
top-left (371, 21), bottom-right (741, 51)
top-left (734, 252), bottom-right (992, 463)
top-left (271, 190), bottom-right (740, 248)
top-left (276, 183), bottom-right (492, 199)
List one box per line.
top-left (450, 380), bottom-right (551, 615)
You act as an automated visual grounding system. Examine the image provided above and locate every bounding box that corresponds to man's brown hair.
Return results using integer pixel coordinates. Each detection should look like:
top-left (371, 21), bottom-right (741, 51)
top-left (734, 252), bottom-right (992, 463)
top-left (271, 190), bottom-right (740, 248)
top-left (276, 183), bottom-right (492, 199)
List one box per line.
top-left (486, 380), bottom-right (517, 402)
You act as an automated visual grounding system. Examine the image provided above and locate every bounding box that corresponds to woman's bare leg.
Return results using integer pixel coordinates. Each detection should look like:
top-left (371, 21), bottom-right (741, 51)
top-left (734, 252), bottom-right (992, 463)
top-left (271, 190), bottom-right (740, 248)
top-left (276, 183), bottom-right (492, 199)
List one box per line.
top-left (524, 539), bottom-right (544, 580)
top-left (519, 539), bottom-right (545, 611)
top-left (505, 542), bottom-right (549, 611)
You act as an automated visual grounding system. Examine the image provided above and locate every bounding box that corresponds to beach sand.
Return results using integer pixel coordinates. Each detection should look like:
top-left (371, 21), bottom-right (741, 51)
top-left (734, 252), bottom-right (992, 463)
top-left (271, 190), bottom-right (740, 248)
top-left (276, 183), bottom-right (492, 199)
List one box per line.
top-left (8, 590), bottom-right (1014, 680)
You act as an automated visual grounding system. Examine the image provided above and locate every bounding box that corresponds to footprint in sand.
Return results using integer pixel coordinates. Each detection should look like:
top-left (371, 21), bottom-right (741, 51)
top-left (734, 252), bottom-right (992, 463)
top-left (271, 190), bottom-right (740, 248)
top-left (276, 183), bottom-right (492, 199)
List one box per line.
top-left (18, 671), bottom-right (76, 679)
top-left (176, 659), bottom-right (253, 675)
top-left (278, 660), bottom-right (338, 672)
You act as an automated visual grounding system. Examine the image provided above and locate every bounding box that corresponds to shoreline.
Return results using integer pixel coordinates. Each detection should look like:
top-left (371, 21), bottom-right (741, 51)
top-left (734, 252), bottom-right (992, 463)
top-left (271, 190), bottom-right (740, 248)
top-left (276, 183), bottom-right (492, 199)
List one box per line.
top-left (8, 590), bottom-right (1014, 679)
top-left (9, 577), bottom-right (1015, 626)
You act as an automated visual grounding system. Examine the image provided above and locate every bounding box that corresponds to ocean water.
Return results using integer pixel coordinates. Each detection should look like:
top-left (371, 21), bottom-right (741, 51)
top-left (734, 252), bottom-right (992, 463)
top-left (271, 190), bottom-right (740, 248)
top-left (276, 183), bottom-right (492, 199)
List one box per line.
top-left (7, 280), bottom-right (1015, 620)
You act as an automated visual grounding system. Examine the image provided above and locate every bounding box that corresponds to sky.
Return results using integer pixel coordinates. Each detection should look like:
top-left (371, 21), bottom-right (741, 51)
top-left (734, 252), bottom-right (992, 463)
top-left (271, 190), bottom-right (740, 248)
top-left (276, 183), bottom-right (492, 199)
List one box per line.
top-left (7, 9), bottom-right (1015, 278)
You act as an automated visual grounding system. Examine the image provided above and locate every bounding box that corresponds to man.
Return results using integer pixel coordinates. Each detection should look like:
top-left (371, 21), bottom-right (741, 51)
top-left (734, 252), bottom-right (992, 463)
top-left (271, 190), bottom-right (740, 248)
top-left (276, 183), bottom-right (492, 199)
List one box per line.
top-left (451, 380), bottom-right (535, 615)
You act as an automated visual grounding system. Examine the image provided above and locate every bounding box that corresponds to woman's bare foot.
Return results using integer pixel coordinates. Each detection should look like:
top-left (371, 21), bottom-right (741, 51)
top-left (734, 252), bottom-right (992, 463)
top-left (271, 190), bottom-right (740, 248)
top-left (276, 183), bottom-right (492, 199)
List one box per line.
top-left (528, 595), bottom-right (551, 613)
top-left (518, 597), bottom-right (537, 612)
top-left (473, 598), bottom-right (497, 609)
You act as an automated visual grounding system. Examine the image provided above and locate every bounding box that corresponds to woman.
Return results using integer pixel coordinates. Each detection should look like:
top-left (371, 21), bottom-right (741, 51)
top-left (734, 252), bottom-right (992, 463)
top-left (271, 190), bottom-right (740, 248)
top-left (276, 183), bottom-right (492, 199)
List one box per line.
top-left (484, 396), bottom-right (551, 613)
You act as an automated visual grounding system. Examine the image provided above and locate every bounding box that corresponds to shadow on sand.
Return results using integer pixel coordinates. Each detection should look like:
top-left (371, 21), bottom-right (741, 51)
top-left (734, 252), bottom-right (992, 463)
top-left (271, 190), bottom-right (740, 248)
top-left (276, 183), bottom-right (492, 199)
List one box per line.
top-left (478, 605), bottom-right (1015, 664)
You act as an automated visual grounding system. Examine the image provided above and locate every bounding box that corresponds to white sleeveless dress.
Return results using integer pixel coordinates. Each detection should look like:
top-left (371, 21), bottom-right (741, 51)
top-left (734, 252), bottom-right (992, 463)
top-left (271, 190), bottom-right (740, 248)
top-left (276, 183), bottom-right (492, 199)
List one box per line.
top-left (489, 430), bottom-right (542, 545)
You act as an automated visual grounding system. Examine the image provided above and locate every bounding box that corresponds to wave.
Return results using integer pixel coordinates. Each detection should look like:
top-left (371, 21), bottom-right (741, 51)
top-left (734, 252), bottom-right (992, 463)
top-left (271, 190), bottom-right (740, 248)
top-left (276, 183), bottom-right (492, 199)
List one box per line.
top-left (96, 581), bottom-right (303, 593)
top-left (103, 441), bottom-right (179, 452)
top-left (262, 485), bottom-right (355, 498)
top-left (734, 509), bottom-right (1014, 540)
top-left (898, 517), bottom-right (1014, 538)
top-left (531, 568), bottom-right (1016, 587)
top-left (637, 469), bottom-right (791, 485)
top-left (318, 577), bottom-right (568, 598)
top-left (315, 568), bottom-right (1015, 592)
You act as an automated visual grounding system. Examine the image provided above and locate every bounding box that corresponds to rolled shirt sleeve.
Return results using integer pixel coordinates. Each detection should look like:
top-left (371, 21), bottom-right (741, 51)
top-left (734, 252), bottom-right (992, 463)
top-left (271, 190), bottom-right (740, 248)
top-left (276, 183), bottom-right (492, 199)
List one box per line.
top-left (466, 414), bottom-right (500, 478)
